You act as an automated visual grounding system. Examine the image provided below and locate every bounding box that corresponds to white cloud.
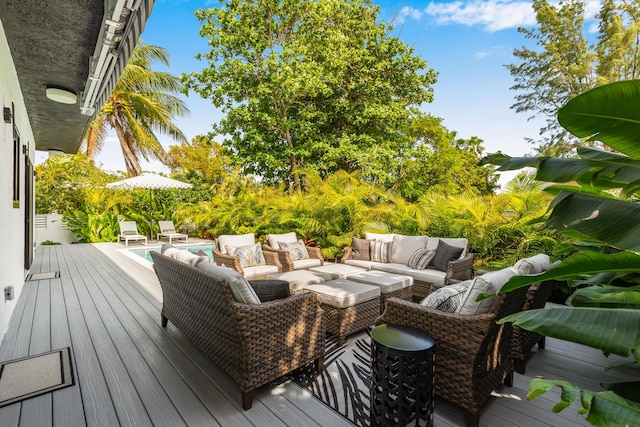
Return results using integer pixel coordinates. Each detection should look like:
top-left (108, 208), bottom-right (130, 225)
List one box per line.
top-left (392, 6), bottom-right (423, 25)
top-left (424, 0), bottom-right (602, 32)
top-left (424, 1), bottom-right (537, 32)
top-left (475, 51), bottom-right (491, 59)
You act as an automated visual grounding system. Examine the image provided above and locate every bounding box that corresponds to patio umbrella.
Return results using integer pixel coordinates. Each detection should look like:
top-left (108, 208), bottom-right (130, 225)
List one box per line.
top-left (106, 172), bottom-right (192, 238)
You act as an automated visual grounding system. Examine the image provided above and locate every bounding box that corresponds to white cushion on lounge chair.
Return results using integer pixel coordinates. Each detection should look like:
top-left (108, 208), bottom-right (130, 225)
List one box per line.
top-left (117, 221), bottom-right (147, 247)
top-left (157, 220), bottom-right (188, 244)
top-left (242, 264), bottom-right (280, 280)
top-left (266, 232), bottom-right (297, 250)
top-left (218, 233), bottom-right (255, 254)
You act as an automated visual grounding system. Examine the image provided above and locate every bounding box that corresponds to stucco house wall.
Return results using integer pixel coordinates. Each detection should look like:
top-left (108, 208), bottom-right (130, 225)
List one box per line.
top-left (0, 19), bottom-right (36, 339)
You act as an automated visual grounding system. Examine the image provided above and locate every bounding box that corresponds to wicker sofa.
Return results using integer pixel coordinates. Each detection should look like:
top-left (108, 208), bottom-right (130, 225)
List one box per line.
top-left (342, 233), bottom-right (474, 300)
top-left (150, 251), bottom-right (326, 410)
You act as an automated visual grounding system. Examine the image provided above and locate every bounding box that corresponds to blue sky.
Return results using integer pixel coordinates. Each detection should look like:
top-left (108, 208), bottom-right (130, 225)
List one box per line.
top-left (39, 0), bottom-right (601, 186)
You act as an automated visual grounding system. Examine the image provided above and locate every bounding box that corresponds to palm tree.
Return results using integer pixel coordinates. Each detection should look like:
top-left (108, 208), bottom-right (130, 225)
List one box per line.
top-left (83, 42), bottom-right (189, 176)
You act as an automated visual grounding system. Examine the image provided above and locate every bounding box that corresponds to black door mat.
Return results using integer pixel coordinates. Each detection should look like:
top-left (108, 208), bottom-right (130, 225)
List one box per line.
top-left (26, 271), bottom-right (60, 281)
top-left (0, 347), bottom-right (74, 407)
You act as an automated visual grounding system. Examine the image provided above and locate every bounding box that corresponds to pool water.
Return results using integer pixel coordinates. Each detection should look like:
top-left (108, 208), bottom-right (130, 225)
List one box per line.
top-left (129, 243), bottom-right (216, 262)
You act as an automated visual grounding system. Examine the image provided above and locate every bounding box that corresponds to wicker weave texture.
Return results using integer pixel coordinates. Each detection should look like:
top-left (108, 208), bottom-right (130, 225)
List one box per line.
top-left (151, 252), bottom-right (326, 408)
top-left (320, 297), bottom-right (380, 344)
top-left (380, 285), bottom-right (529, 425)
top-left (380, 286), bottom-right (413, 314)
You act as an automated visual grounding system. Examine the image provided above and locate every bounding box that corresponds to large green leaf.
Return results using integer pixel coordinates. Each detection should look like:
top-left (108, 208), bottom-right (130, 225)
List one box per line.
top-left (557, 80), bottom-right (640, 159)
top-left (543, 192), bottom-right (640, 251)
top-left (568, 285), bottom-right (640, 308)
top-left (528, 379), bottom-right (640, 427)
top-left (500, 307), bottom-right (640, 359)
top-left (499, 252), bottom-right (640, 292)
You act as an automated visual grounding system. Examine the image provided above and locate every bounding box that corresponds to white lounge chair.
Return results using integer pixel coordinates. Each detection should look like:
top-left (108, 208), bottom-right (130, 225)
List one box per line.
top-left (117, 221), bottom-right (147, 247)
top-left (157, 220), bottom-right (188, 244)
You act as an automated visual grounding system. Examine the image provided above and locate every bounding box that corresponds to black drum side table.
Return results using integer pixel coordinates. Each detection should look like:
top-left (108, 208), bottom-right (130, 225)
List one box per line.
top-left (370, 324), bottom-right (435, 426)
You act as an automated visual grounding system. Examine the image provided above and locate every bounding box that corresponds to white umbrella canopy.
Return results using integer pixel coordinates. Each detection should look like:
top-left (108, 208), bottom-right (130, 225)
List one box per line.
top-left (107, 172), bottom-right (192, 238)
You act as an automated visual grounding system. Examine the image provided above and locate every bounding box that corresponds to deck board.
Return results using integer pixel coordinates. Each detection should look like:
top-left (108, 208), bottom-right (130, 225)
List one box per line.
top-left (0, 243), bottom-right (637, 427)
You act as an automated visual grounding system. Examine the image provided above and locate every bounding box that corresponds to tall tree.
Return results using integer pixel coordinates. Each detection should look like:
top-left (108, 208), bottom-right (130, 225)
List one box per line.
top-left (83, 43), bottom-right (189, 176)
top-left (507, 0), bottom-right (640, 156)
top-left (183, 0), bottom-right (436, 192)
top-left (166, 135), bottom-right (236, 186)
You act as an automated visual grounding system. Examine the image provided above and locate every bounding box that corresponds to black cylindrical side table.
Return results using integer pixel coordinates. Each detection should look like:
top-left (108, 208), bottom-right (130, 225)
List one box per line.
top-left (370, 324), bottom-right (435, 427)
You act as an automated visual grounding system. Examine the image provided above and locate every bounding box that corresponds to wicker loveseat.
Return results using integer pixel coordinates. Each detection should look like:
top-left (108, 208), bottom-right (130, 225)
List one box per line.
top-left (151, 251), bottom-right (326, 410)
top-left (342, 233), bottom-right (474, 300)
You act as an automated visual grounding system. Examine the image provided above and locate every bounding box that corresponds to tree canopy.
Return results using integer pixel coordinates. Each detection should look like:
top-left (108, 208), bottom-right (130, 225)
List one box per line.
top-left (183, 0), bottom-right (437, 191)
top-left (507, 0), bottom-right (640, 156)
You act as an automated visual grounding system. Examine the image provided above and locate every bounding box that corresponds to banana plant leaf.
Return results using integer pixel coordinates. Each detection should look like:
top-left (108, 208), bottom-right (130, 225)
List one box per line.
top-left (567, 285), bottom-right (640, 308)
top-left (543, 192), bottom-right (640, 252)
top-left (499, 252), bottom-right (640, 292)
top-left (557, 80), bottom-right (640, 159)
top-left (600, 381), bottom-right (640, 404)
top-left (528, 379), bottom-right (640, 427)
top-left (499, 307), bottom-right (640, 359)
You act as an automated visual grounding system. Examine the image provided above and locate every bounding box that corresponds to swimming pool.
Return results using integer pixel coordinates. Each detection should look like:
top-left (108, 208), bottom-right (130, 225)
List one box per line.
top-left (128, 243), bottom-right (216, 262)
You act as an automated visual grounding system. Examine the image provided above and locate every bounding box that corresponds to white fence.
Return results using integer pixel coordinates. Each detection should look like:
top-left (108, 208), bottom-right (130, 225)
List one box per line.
top-left (34, 214), bottom-right (78, 245)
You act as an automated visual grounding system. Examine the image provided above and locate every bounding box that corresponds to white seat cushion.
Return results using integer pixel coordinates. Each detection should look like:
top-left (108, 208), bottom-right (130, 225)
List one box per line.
top-left (242, 264), bottom-right (280, 279)
top-left (309, 263), bottom-right (368, 279)
top-left (390, 234), bottom-right (428, 264)
top-left (304, 279), bottom-right (380, 308)
top-left (292, 258), bottom-right (322, 269)
top-left (456, 267), bottom-right (520, 315)
top-left (268, 270), bottom-right (332, 294)
top-left (218, 233), bottom-right (255, 254)
top-left (266, 232), bottom-right (298, 250)
top-left (344, 259), bottom-right (376, 269)
top-left (372, 263), bottom-right (447, 286)
top-left (347, 270), bottom-right (413, 294)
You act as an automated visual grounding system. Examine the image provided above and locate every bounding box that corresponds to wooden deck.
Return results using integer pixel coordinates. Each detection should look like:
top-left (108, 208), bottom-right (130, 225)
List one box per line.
top-left (0, 243), bottom-right (636, 426)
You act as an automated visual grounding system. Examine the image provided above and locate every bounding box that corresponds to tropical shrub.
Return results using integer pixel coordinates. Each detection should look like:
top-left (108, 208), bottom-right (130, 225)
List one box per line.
top-left (486, 80), bottom-right (640, 425)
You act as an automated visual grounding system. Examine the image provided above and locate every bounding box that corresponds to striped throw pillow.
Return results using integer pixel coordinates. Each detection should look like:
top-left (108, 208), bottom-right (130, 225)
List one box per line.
top-left (407, 248), bottom-right (436, 269)
top-left (370, 241), bottom-right (392, 263)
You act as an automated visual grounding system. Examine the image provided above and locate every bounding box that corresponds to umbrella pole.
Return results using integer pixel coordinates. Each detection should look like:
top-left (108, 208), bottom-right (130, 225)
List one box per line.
top-left (149, 188), bottom-right (153, 240)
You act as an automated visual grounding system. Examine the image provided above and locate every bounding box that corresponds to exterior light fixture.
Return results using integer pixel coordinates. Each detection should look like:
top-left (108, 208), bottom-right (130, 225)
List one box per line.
top-left (48, 149), bottom-right (66, 157)
top-left (45, 87), bottom-right (77, 104)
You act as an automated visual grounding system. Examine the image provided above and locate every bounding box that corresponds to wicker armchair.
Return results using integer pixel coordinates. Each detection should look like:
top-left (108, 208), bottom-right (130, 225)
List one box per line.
top-left (214, 233), bottom-right (282, 279)
top-left (263, 244), bottom-right (324, 271)
top-left (379, 284), bottom-right (530, 427)
top-left (511, 280), bottom-right (556, 374)
top-left (151, 252), bottom-right (326, 410)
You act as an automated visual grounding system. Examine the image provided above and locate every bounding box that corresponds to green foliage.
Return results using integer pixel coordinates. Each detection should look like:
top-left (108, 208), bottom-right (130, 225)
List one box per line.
top-left (40, 240), bottom-right (61, 246)
top-left (183, 0), bottom-right (436, 191)
top-left (487, 80), bottom-right (640, 425)
top-left (507, 0), bottom-right (640, 155)
top-left (35, 154), bottom-right (122, 214)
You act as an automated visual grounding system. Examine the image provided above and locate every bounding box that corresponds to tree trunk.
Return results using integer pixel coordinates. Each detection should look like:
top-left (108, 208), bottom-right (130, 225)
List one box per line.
top-left (112, 120), bottom-right (142, 176)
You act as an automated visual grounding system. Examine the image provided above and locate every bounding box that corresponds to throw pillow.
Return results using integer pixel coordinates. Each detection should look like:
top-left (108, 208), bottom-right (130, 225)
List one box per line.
top-left (225, 243), bottom-right (266, 268)
top-left (429, 240), bottom-right (465, 272)
top-left (456, 267), bottom-right (520, 315)
top-left (249, 279), bottom-right (291, 301)
top-left (514, 253), bottom-right (550, 274)
top-left (279, 240), bottom-right (310, 261)
top-left (351, 237), bottom-right (372, 261)
top-left (370, 241), bottom-right (392, 263)
top-left (174, 249), bottom-right (207, 266)
top-left (407, 248), bottom-right (437, 270)
top-left (420, 281), bottom-right (472, 313)
top-left (160, 243), bottom-right (181, 259)
top-left (196, 259), bottom-right (261, 304)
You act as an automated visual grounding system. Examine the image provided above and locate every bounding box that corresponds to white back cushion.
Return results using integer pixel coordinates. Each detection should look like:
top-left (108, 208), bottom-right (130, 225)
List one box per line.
top-left (217, 233), bottom-right (255, 254)
top-left (267, 232), bottom-right (297, 250)
top-left (196, 260), bottom-right (261, 304)
top-left (514, 254), bottom-right (550, 274)
top-left (365, 232), bottom-right (395, 243)
top-left (456, 267), bottom-right (520, 315)
top-left (391, 234), bottom-right (428, 264)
